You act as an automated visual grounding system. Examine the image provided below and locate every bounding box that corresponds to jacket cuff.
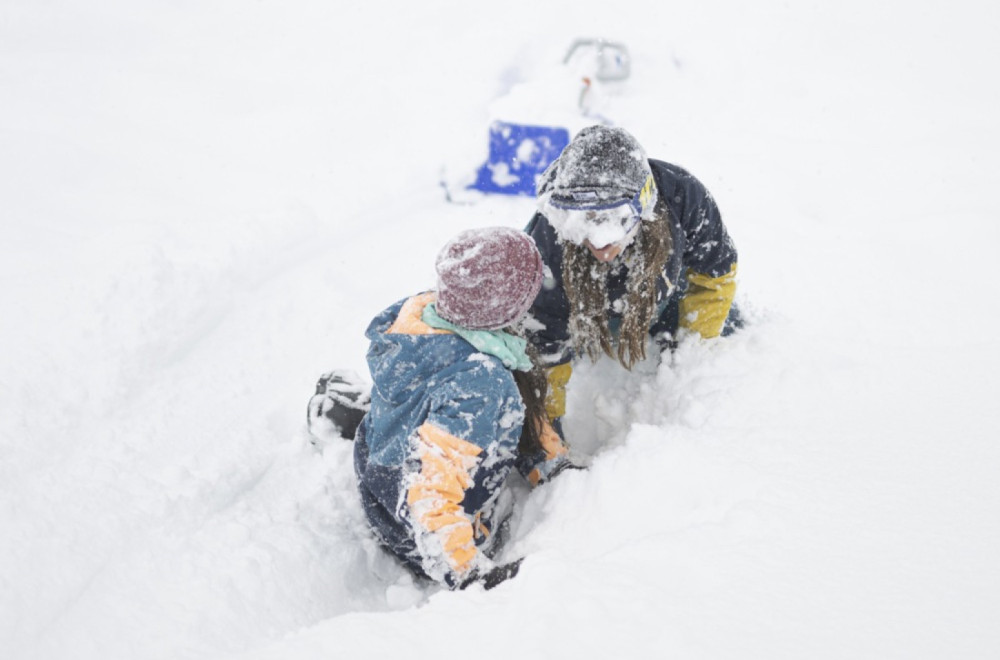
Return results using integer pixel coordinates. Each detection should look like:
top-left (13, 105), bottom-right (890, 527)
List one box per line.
top-left (679, 263), bottom-right (738, 338)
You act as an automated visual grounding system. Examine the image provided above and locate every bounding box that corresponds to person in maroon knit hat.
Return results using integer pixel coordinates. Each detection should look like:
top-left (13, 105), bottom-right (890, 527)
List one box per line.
top-left (346, 226), bottom-right (575, 590)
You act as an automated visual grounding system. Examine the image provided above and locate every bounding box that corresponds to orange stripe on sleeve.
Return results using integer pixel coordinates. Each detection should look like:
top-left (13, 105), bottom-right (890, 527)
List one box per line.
top-left (406, 422), bottom-right (484, 579)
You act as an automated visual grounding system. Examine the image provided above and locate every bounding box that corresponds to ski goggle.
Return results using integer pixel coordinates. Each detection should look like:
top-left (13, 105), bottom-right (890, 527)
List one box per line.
top-left (543, 174), bottom-right (655, 248)
top-left (545, 199), bottom-right (641, 248)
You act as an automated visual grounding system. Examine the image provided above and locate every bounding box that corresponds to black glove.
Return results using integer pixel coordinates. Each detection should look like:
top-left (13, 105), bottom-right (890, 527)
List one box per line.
top-left (458, 558), bottom-right (524, 591)
top-left (542, 458), bottom-right (586, 483)
top-left (653, 331), bottom-right (678, 356)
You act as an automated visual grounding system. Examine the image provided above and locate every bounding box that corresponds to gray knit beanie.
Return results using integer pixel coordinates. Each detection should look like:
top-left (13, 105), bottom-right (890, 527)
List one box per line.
top-left (537, 125), bottom-right (654, 208)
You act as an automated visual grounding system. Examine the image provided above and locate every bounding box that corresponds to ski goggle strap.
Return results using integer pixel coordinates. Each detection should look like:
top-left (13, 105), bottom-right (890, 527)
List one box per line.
top-left (548, 174), bottom-right (655, 216)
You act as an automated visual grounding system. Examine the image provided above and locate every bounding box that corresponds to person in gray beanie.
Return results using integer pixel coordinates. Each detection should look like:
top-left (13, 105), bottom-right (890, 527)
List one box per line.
top-left (352, 226), bottom-right (573, 590)
top-left (524, 125), bottom-right (741, 429)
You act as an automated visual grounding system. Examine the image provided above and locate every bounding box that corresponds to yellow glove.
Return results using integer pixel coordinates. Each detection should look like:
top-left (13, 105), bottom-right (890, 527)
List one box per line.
top-left (679, 263), bottom-right (738, 339)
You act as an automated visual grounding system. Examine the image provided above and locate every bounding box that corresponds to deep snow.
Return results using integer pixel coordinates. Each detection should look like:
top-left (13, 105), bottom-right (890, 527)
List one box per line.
top-left (2, 1), bottom-right (1000, 659)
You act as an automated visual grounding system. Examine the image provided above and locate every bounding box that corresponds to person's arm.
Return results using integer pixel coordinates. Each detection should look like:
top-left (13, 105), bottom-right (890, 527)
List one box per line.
top-left (676, 174), bottom-right (738, 338)
top-left (522, 215), bottom-right (576, 447)
top-left (403, 364), bottom-right (517, 587)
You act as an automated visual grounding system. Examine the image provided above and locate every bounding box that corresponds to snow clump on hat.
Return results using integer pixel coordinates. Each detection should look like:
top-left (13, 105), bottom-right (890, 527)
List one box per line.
top-left (435, 226), bottom-right (544, 331)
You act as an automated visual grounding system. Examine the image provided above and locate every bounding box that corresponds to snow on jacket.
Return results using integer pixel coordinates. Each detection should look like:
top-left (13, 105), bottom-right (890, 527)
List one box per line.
top-left (525, 158), bottom-right (739, 366)
top-left (355, 292), bottom-right (557, 585)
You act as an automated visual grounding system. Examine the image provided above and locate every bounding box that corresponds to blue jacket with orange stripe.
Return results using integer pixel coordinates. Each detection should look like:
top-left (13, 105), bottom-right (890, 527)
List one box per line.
top-left (355, 293), bottom-right (550, 585)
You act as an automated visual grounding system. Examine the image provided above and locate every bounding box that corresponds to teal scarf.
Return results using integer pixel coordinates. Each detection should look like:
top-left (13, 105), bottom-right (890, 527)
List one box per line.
top-left (422, 302), bottom-right (533, 372)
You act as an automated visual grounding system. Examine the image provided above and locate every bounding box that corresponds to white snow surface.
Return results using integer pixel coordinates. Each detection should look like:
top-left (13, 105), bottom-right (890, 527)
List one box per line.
top-left (3, 1), bottom-right (1000, 659)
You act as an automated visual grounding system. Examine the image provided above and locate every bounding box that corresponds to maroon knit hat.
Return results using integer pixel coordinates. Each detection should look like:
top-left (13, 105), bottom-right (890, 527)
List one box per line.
top-left (435, 227), bottom-right (544, 330)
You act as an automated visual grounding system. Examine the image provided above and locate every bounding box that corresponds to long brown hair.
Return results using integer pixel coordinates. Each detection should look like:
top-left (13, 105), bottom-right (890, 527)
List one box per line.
top-left (511, 343), bottom-right (549, 457)
top-left (561, 200), bottom-right (673, 370)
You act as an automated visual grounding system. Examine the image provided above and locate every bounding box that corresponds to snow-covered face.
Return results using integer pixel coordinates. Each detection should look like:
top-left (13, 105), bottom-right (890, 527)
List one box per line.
top-left (539, 169), bottom-right (657, 261)
top-left (544, 200), bottom-right (641, 254)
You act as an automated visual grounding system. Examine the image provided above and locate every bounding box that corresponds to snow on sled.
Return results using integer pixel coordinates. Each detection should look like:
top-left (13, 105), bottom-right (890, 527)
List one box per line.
top-left (441, 39), bottom-right (631, 204)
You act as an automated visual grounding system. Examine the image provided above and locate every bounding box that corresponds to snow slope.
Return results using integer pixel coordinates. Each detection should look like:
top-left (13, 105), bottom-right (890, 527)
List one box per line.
top-left (2, 1), bottom-right (999, 658)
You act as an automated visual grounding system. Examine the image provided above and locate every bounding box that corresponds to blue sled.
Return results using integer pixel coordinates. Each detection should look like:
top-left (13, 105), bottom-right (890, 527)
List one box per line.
top-left (469, 121), bottom-right (570, 196)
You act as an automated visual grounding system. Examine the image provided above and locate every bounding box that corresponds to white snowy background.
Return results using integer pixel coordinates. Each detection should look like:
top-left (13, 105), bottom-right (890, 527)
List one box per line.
top-left (3, 1), bottom-right (999, 658)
